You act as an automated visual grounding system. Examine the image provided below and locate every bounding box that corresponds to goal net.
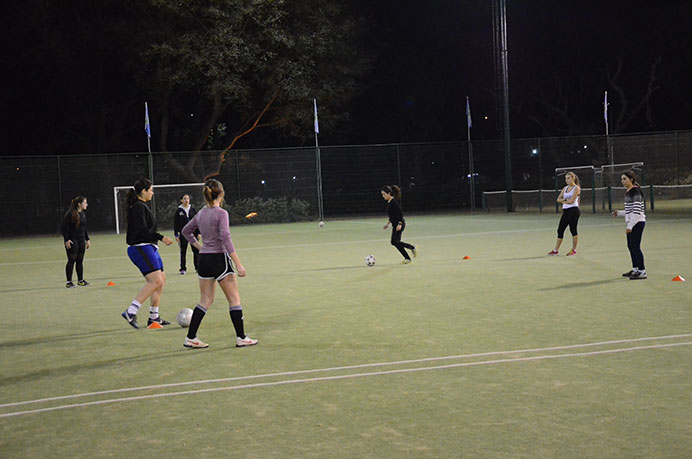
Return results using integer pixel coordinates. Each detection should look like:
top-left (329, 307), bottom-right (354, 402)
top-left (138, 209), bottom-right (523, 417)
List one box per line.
top-left (113, 183), bottom-right (205, 234)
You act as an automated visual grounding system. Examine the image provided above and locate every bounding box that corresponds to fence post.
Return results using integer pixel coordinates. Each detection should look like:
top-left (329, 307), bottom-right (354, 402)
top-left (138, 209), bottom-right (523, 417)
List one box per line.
top-left (649, 183), bottom-right (655, 212)
top-left (608, 186), bottom-right (612, 212)
top-left (591, 167), bottom-right (596, 214)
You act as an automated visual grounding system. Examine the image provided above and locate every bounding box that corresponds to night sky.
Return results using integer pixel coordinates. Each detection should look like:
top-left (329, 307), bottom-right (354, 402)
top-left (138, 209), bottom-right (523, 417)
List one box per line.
top-left (4, 0), bottom-right (692, 156)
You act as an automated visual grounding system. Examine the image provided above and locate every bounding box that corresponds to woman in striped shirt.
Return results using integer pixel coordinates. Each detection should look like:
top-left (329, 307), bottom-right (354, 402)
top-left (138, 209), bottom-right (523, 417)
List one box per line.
top-left (613, 170), bottom-right (647, 280)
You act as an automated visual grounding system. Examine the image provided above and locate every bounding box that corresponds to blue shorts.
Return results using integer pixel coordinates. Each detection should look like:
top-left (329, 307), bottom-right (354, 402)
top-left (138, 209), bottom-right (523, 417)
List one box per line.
top-left (127, 244), bottom-right (164, 276)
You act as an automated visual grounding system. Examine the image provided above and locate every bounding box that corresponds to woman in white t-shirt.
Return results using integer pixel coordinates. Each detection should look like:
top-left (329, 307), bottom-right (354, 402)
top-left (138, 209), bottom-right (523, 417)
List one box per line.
top-left (548, 172), bottom-right (581, 256)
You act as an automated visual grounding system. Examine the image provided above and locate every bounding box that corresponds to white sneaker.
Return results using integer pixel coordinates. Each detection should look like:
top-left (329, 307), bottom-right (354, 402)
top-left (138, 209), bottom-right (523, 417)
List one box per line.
top-left (236, 336), bottom-right (258, 347)
top-left (183, 336), bottom-right (209, 349)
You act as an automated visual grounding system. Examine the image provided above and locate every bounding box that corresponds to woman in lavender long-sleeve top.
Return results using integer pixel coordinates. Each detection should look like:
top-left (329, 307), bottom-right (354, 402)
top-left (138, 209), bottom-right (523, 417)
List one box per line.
top-left (180, 179), bottom-right (258, 349)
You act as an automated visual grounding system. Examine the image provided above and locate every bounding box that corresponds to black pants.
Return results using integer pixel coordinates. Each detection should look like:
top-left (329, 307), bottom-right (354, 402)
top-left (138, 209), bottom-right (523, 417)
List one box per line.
top-left (179, 237), bottom-right (199, 272)
top-left (65, 239), bottom-right (86, 281)
top-left (557, 207), bottom-right (580, 238)
top-left (626, 222), bottom-right (645, 270)
top-left (391, 221), bottom-right (415, 260)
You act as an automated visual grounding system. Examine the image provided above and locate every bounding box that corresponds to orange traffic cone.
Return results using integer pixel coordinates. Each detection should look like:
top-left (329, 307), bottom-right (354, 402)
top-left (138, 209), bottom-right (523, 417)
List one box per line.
top-left (107, 281), bottom-right (116, 286)
top-left (463, 255), bottom-right (471, 260)
top-left (672, 275), bottom-right (685, 282)
top-left (147, 321), bottom-right (163, 329)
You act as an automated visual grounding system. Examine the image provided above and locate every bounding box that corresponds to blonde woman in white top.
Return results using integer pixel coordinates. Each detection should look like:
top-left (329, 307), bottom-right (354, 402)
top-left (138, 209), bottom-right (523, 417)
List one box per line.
top-left (548, 172), bottom-right (581, 256)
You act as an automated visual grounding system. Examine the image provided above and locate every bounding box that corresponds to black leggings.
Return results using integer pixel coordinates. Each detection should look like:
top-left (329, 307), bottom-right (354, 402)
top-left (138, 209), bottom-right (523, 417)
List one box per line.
top-left (627, 222), bottom-right (645, 270)
top-left (391, 221), bottom-right (415, 260)
top-left (557, 207), bottom-right (580, 238)
top-left (65, 239), bottom-right (86, 281)
top-left (179, 237), bottom-right (199, 271)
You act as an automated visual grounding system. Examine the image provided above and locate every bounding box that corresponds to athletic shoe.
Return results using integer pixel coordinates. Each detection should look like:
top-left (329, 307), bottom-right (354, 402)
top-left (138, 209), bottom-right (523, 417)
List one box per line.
top-left (547, 250), bottom-right (559, 255)
top-left (66, 281), bottom-right (76, 288)
top-left (179, 270), bottom-right (186, 275)
top-left (236, 336), bottom-right (258, 347)
top-left (77, 280), bottom-right (90, 286)
top-left (566, 249), bottom-right (577, 256)
top-left (622, 270), bottom-right (635, 277)
top-left (183, 336), bottom-right (209, 349)
top-left (412, 247), bottom-right (418, 258)
top-left (629, 271), bottom-right (648, 280)
top-left (401, 259), bottom-right (412, 264)
top-left (147, 317), bottom-right (171, 326)
top-left (122, 311), bottom-right (139, 329)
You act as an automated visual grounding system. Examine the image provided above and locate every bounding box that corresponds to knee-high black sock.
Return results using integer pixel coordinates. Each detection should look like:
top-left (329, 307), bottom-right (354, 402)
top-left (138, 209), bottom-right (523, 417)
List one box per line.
top-left (229, 305), bottom-right (245, 338)
top-left (187, 304), bottom-right (207, 339)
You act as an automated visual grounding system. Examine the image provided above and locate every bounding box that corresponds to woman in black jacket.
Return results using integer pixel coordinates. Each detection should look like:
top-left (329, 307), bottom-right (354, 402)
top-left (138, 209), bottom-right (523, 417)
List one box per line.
top-left (381, 185), bottom-right (417, 264)
top-left (61, 196), bottom-right (90, 288)
top-left (173, 193), bottom-right (199, 275)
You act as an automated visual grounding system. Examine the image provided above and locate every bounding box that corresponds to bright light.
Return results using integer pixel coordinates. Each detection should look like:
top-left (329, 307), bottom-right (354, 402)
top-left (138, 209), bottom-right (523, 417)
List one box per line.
top-left (484, 116), bottom-right (488, 120)
top-left (292, 176), bottom-right (297, 180)
top-left (261, 180), bottom-right (265, 185)
top-left (583, 145), bottom-right (588, 149)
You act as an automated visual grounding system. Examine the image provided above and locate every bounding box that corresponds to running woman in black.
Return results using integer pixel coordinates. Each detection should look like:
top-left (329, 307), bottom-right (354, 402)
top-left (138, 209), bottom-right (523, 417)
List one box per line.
top-left (613, 170), bottom-right (647, 280)
top-left (121, 178), bottom-right (174, 329)
top-left (548, 171), bottom-right (581, 256)
top-left (173, 193), bottom-right (199, 275)
top-left (61, 196), bottom-right (90, 288)
top-left (381, 185), bottom-right (417, 264)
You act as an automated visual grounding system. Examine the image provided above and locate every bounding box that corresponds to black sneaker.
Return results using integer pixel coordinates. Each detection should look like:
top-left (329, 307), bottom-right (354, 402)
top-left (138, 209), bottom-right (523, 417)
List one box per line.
top-left (629, 271), bottom-right (648, 280)
top-left (77, 280), bottom-right (90, 286)
top-left (622, 270), bottom-right (635, 277)
top-left (147, 317), bottom-right (171, 326)
top-left (66, 281), bottom-right (76, 288)
top-left (122, 311), bottom-right (140, 329)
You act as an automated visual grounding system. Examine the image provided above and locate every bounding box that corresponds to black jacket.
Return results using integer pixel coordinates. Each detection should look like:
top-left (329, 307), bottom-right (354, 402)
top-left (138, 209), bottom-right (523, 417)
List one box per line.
top-left (126, 200), bottom-right (163, 245)
top-left (386, 198), bottom-right (405, 225)
top-left (173, 205), bottom-right (198, 238)
top-left (62, 212), bottom-right (89, 242)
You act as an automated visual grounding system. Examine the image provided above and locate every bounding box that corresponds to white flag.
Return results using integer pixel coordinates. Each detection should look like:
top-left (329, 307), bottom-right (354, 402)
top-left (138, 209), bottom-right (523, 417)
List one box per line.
top-left (313, 99), bottom-right (319, 134)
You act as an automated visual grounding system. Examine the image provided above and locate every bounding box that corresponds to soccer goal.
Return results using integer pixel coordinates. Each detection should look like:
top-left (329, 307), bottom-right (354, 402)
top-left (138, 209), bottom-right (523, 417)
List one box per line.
top-left (113, 182), bottom-right (205, 234)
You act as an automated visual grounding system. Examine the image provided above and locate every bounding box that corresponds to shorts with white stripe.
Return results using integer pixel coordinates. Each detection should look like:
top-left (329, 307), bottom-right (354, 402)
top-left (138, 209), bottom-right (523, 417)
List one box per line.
top-left (197, 253), bottom-right (235, 281)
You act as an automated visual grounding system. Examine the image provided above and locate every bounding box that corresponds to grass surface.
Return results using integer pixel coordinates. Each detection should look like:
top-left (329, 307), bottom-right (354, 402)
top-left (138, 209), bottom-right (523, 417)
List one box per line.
top-left (1, 213), bottom-right (691, 458)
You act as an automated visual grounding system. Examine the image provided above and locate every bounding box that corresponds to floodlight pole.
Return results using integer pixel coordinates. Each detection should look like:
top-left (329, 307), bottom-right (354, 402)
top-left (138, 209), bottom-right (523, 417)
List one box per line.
top-left (493, 0), bottom-right (513, 212)
top-left (467, 97), bottom-right (475, 212)
top-left (313, 99), bottom-right (325, 222)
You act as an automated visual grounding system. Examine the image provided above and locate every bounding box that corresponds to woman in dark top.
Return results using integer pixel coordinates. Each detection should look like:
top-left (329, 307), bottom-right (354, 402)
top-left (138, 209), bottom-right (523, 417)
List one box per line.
top-left (61, 196), bottom-right (90, 288)
top-left (173, 193), bottom-right (199, 275)
top-left (381, 185), bottom-right (417, 264)
top-left (121, 178), bottom-right (174, 329)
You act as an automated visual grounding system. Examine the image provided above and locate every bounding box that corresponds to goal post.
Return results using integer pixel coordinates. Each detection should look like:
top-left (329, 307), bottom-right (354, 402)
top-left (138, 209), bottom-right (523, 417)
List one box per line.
top-left (113, 182), bottom-right (205, 234)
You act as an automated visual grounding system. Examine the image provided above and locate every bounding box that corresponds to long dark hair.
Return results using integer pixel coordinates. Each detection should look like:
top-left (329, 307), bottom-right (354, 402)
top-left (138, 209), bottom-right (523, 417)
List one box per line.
top-left (65, 196), bottom-right (86, 227)
top-left (203, 179), bottom-right (224, 206)
top-left (622, 170), bottom-right (640, 187)
top-left (381, 185), bottom-right (402, 200)
top-left (126, 178), bottom-right (153, 207)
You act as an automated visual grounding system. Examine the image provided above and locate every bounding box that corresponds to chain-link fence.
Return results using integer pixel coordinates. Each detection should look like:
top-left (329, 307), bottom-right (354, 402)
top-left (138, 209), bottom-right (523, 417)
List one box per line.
top-left (2, 130), bottom-right (691, 237)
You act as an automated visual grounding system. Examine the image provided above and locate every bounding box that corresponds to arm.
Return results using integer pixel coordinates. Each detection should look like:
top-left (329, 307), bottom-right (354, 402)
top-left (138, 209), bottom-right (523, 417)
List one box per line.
top-left (229, 251), bottom-right (246, 277)
top-left (61, 215), bottom-right (72, 248)
top-left (182, 215), bottom-right (202, 250)
top-left (556, 187), bottom-right (566, 203)
top-left (83, 214), bottom-right (90, 249)
top-left (562, 186), bottom-right (580, 204)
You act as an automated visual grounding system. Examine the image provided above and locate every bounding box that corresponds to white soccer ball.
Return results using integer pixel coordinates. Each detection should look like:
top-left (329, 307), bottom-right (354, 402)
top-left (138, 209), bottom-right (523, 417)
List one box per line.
top-left (365, 254), bottom-right (376, 267)
top-left (319, 221), bottom-right (325, 227)
top-left (176, 308), bottom-right (193, 328)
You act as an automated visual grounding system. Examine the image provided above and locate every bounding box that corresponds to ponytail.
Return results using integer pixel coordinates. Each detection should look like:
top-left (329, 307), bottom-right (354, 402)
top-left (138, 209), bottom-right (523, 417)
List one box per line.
top-left (381, 185), bottom-right (402, 200)
top-left (65, 196), bottom-right (86, 227)
top-left (126, 178), bottom-right (153, 207)
top-left (203, 179), bottom-right (225, 206)
top-left (623, 170), bottom-right (640, 187)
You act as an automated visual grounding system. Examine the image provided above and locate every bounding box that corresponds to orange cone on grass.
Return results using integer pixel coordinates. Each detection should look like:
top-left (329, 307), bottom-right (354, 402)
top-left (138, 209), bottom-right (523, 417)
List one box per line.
top-left (147, 321), bottom-right (163, 329)
top-left (672, 275), bottom-right (685, 282)
top-left (463, 255), bottom-right (471, 260)
top-left (107, 281), bottom-right (116, 286)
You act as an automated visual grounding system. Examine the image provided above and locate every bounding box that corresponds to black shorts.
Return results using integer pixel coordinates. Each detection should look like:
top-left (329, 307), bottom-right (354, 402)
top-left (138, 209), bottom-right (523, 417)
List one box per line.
top-left (197, 253), bottom-right (235, 281)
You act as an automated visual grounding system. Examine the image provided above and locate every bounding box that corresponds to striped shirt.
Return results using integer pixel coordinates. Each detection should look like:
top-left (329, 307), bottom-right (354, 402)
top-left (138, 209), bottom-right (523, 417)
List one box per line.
top-left (617, 186), bottom-right (646, 230)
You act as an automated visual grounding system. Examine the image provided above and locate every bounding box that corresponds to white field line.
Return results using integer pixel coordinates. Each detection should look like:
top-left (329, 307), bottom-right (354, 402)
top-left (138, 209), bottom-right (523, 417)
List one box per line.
top-left (1, 333), bottom-right (691, 418)
top-left (0, 222), bottom-right (623, 267)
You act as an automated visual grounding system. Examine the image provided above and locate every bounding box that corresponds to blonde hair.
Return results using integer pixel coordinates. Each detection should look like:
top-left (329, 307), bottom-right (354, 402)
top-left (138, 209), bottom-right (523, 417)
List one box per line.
top-left (565, 172), bottom-right (580, 186)
top-left (203, 179), bottom-right (224, 206)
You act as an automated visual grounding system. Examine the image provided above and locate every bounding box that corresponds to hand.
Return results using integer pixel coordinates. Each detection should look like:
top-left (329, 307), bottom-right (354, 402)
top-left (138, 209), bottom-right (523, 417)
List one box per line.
top-left (396, 224), bottom-right (402, 231)
top-left (383, 223), bottom-right (390, 230)
top-left (86, 240), bottom-right (90, 249)
top-left (236, 264), bottom-right (247, 277)
top-left (162, 236), bottom-right (174, 246)
top-left (65, 240), bottom-right (73, 249)
top-left (625, 229), bottom-right (632, 234)
top-left (175, 236), bottom-right (180, 243)
top-left (612, 211), bottom-right (618, 217)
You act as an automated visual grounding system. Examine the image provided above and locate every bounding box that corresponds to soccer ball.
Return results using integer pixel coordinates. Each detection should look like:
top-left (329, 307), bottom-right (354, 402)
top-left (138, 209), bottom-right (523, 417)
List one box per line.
top-left (365, 255), bottom-right (376, 267)
top-left (176, 308), bottom-right (193, 328)
top-left (319, 221), bottom-right (325, 227)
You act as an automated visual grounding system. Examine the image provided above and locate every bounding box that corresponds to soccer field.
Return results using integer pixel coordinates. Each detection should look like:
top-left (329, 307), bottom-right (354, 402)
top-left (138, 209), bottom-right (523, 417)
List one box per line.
top-left (1, 213), bottom-right (691, 458)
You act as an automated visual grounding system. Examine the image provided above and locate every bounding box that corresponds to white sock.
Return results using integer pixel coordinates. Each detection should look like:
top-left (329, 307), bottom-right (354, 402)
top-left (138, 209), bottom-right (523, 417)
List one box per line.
top-left (127, 300), bottom-right (142, 315)
top-left (149, 306), bottom-right (159, 320)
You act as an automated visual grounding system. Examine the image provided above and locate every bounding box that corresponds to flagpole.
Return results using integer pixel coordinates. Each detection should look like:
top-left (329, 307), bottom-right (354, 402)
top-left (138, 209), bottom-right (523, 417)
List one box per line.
top-left (604, 91), bottom-right (613, 165)
top-left (145, 102), bottom-right (156, 218)
top-left (466, 96), bottom-right (475, 211)
top-left (313, 99), bottom-right (325, 223)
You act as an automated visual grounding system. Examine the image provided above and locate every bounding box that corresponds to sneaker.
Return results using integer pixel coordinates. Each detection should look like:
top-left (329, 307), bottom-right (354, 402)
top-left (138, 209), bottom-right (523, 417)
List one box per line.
top-left (401, 259), bottom-right (412, 264)
top-left (77, 280), bottom-right (90, 286)
top-left (66, 281), bottom-right (76, 288)
top-left (629, 271), bottom-right (648, 280)
top-left (122, 310), bottom-right (139, 329)
top-left (147, 316), bottom-right (171, 326)
top-left (566, 249), bottom-right (577, 256)
top-left (622, 270), bottom-right (635, 277)
top-left (412, 247), bottom-right (418, 258)
top-left (236, 336), bottom-right (258, 347)
top-left (184, 336), bottom-right (209, 349)
top-left (547, 250), bottom-right (559, 256)
top-left (179, 270), bottom-right (186, 275)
